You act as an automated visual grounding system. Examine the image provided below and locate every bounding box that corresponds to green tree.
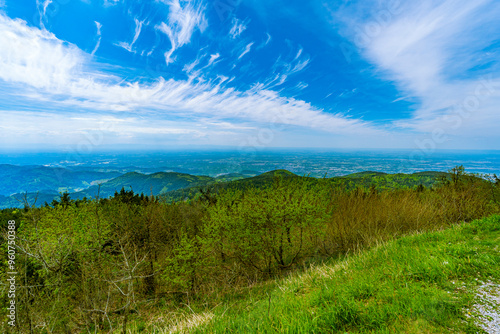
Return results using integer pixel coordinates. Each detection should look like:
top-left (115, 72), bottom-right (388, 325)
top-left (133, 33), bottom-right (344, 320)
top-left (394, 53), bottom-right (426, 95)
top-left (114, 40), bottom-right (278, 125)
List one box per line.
top-left (205, 176), bottom-right (328, 276)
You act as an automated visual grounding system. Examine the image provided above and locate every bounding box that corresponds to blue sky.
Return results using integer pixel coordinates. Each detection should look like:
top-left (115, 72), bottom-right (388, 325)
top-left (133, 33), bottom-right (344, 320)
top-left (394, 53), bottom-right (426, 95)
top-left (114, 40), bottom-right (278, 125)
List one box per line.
top-left (0, 0), bottom-right (499, 152)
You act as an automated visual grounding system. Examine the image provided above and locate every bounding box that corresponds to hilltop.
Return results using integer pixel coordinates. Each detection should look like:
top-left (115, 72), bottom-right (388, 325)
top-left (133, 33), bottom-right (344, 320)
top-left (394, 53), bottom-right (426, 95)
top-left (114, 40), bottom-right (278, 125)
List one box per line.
top-left (160, 169), bottom-right (449, 202)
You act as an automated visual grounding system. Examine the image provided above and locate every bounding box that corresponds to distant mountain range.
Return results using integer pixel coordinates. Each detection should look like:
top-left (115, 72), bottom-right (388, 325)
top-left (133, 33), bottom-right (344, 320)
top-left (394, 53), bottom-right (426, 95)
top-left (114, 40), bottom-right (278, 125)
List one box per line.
top-left (73, 171), bottom-right (214, 199)
top-left (0, 165), bottom-right (259, 208)
top-left (0, 164), bottom-right (448, 209)
top-left (0, 164), bottom-right (122, 196)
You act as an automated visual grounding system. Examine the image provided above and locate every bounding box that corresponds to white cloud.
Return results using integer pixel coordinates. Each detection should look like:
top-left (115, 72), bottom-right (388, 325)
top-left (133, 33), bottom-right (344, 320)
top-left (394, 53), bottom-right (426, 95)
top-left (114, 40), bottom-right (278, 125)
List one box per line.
top-left (35, 0), bottom-right (53, 28)
top-left (0, 110), bottom-right (206, 147)
top-left (289, 57), bottom-right (310, 75)
top-left (181, 52), bottom-right (219, 80)
top-left (272, 45), bottom-right (310, 77)
top-left (0, 13), bottom-right (381, 145)
top-left (183, 56), bottom-right (202, 74)
top-left (238, 42), bottom-right (253, 60)
top-left (294, 82), bottom-right (308, 91)
top-left (264, 33), bottom-right (271, 46)
top-left (207, 53), bottom-right (220, 67)
top-left (91, 21), bottom-right (102, 56)
top-left (199, 120), bottom-right (256, 130)
top-left (229, 17), bottom-right (248, 39)
top-left (41, 0), bottom-right (52, 15)
top-left (115, 18), bottom-right (144, 53)
top-left (256, 32), bottom-right (272, 50)
top-left (103, 0), bottom-right (120, 7)
top-left (331, 0), bottom-right (500, 139)
top-left (156, 0), bottom-right (207, 64)
top-left (256, 45), bottom-right (311, 90)
top-left (0, 14), bottom-right (86, 90)
top-left (294, 47), bottom-right (302, 61)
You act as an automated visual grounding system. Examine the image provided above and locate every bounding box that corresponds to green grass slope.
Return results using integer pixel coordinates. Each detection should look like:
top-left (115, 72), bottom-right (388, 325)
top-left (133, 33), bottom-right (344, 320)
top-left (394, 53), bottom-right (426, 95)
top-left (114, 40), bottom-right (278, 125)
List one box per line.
top-left (190, 215), bottom-right (500, 333)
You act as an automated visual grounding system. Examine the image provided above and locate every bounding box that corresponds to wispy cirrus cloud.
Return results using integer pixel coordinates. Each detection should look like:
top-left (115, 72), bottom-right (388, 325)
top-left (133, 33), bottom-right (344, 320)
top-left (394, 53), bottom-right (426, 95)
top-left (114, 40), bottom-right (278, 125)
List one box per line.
top-left (156, 0), bottom-right (207, 64)
top-left (284, 47), bottom-right (310, 75)
top-left (91, 21), bottom-right (102, 56)
top-left (237, 42), bottom-right (253, 60)
top-left (254, 44), bottom-right (311, 90)
top-left (229, 17), bottom-right (248, 39)
top-left (0, 12), bottom-right (381, 147)
top-left (103, 0), bottom-right (120, 7)
top-left (183, 54), bottom-right (203, 74)
top-left (35, 0), bottom-right (53, 28)
top-left (115, 18), bottom-right (144, 53)
top-left (330, 0), bottom-right (500, 139)
top-left (259, 32), bottom-right (272, 48)
top-left (206, 53), bottom-right (220, 67)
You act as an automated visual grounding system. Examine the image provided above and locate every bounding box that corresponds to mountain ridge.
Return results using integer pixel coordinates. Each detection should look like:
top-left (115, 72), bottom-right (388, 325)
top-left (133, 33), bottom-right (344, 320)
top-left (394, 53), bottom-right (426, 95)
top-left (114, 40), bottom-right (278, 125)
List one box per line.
top-left (0, 168), bottom-right (454, 209)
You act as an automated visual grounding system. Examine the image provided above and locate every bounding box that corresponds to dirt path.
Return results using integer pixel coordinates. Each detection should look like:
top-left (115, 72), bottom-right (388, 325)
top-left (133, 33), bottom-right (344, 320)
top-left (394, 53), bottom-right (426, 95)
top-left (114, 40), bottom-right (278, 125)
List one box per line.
top-left (469, 281), bottom-right (500, 333)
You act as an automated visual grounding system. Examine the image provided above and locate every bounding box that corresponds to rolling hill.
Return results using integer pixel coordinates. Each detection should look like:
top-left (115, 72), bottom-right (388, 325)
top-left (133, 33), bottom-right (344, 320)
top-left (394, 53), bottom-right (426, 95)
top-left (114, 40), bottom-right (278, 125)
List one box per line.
top-left (0, 168), bottom-right (453, 209)
top-left (159, 169), bottom-right (449, 202)
top-left (0, 164), bottom-right (122, 196)
top-left (70, 172), bottom-right (215, 200)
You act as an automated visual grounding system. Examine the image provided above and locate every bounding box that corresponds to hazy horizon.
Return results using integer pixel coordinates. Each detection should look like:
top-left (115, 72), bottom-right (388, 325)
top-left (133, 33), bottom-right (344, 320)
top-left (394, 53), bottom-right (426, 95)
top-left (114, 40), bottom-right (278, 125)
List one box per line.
top-left (2, 149), bottom-right (500, 177)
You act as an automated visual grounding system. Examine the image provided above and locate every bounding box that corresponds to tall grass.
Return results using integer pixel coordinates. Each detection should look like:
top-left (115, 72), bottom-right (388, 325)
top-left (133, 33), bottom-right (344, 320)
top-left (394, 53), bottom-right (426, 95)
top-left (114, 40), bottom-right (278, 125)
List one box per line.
top-left (193, 214), bottom-right (500, 333)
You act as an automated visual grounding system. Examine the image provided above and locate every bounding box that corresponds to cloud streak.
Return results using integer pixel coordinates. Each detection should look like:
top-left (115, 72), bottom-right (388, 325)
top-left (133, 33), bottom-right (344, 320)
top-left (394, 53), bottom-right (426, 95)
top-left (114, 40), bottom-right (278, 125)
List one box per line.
top-left (115, 18), bottom-right (144, 53)
top-left (229, 17), bottom-right (248, 39)
top-left (0, 13), bottom-right (380, 146)
top-left (331, 0), bottom-right (500, 139)
top-left (156, 0), bottom-right (207, 64)
top-left (91, 21), bottom-right (102, 56)
top-left (237, 42), bottom-right (253, 60)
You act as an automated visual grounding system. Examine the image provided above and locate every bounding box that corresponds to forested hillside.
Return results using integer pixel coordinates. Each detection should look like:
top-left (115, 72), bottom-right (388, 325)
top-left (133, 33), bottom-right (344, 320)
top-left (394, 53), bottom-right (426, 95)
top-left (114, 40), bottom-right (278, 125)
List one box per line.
top-left (0, 168), bottom-right (450, 209)
top-left (72, 172), bottom-right (214, 199)
top-left (0, 164), bottom-right (121, 195)
top-left (160, 169), bottom-right (454, 202)
top-left (1, 167), bottom-right (499, 332)
top-left (0, 170), bottom-right (252, 209)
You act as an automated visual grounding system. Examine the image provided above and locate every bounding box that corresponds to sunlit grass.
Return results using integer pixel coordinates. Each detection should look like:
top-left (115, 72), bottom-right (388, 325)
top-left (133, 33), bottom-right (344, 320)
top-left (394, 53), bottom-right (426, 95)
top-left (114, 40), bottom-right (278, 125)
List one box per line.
top-left (191, 215), bottom-right (500, 333)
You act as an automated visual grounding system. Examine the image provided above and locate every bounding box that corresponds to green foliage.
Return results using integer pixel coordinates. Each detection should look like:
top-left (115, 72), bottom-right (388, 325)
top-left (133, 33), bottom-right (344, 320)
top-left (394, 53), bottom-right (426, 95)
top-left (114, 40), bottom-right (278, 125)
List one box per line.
top-left (205, 176), bottom-right (328, 276)
top-left (161, 169), bottom-right (449, 203)
top-left (195, 215), bottom-right (500, 333)
top-left (1, 166), bottom-right (499, 333)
